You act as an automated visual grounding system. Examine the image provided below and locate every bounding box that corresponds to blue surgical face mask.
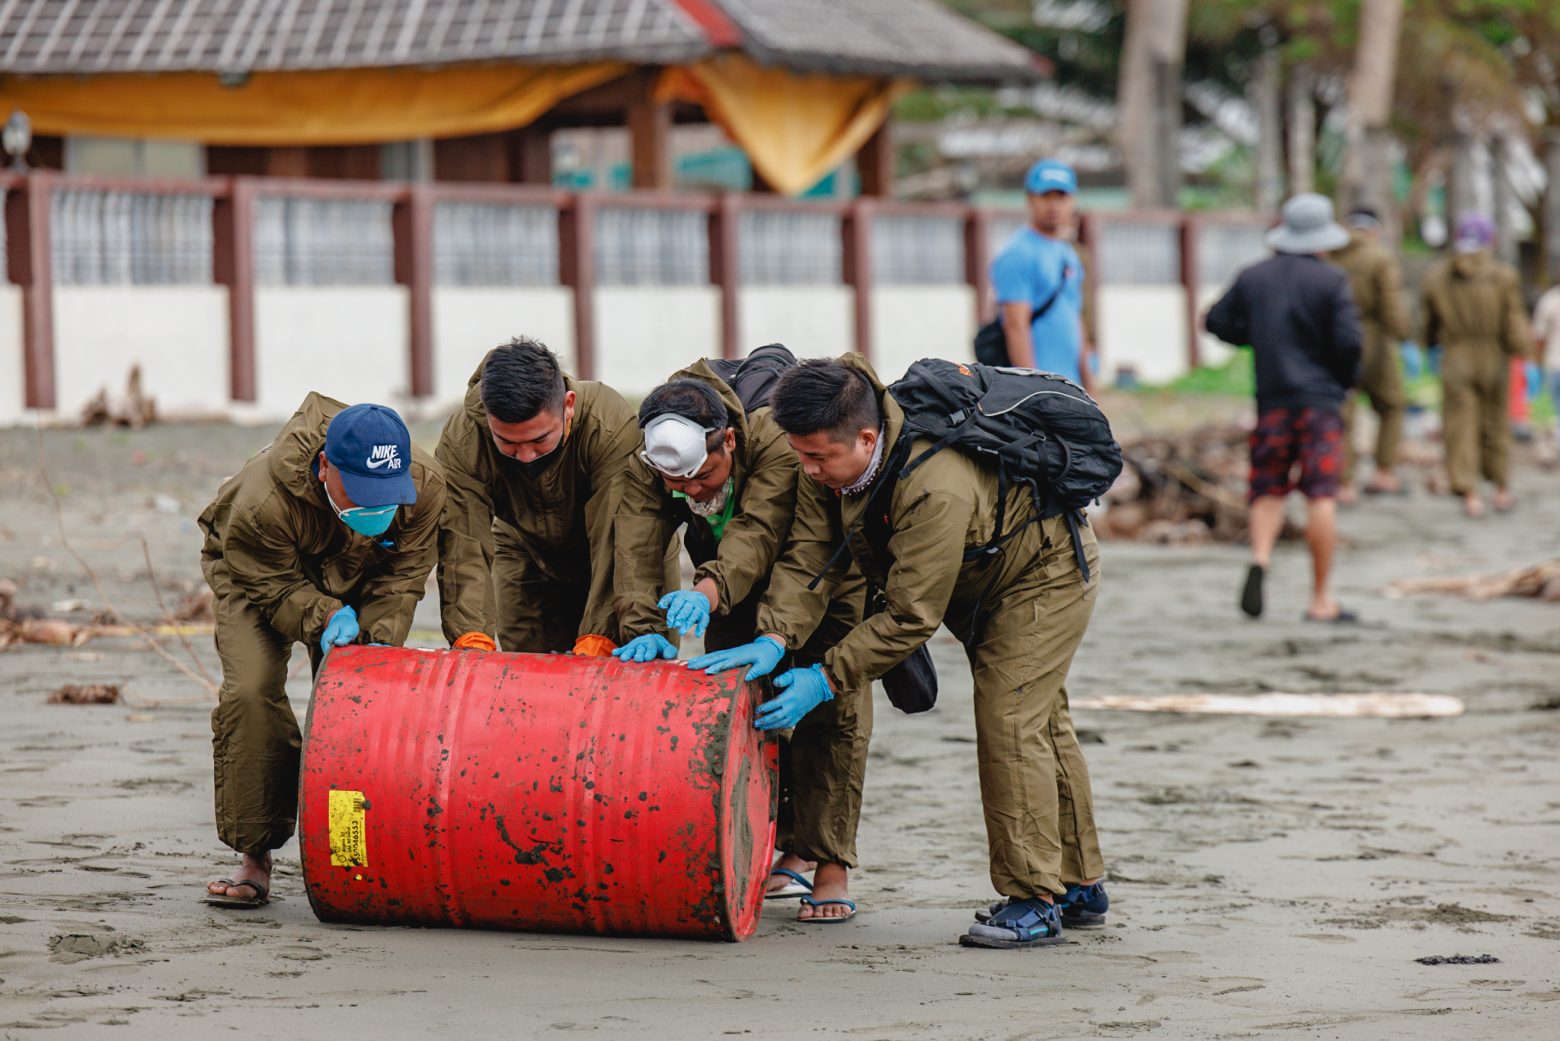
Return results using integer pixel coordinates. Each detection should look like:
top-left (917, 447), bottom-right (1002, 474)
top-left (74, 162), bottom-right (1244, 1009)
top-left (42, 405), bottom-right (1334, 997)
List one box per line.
top-left (326, 484), bottom-right (398, 537)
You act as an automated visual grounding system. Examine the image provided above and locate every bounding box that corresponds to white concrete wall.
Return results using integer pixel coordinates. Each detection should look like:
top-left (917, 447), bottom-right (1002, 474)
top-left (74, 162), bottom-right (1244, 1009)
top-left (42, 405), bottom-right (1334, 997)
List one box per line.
top-left (738, 287), bottom-right (854, 360)
top-left (872, 285), bottom-right (978, 384)
top-left (0, 286), bottom-right (24, 426)
top-left (431, 287), bottom-right (574, 410)
top-left (54, 286), bottom-right (228, 418)
top-left (1097, 285), bottom-right (1190, 386)
top-left (0, 280), bottom-right (1241, 426)
top-left (253, 287), bottom-right (409, 418)
top-left (594, 287), bottom-right (720, 399)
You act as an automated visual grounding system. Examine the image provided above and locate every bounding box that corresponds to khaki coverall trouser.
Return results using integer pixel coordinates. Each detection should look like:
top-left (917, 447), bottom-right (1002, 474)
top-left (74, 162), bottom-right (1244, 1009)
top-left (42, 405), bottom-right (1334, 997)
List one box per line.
top-left (1342, 337), bottom-right (1407, 482)
top-left (491, 521), bottom-right (681, 653)
top-left (1441, 344), bottom-right (1511, 494)
top-left (956, 517), bottom-right (1104, 899)
top-left (490, 522), bottom-right (589, 653)
top-left (210, 594), bottom-right (322, 855)
top-left (708, 589), bottom-right (872, 870)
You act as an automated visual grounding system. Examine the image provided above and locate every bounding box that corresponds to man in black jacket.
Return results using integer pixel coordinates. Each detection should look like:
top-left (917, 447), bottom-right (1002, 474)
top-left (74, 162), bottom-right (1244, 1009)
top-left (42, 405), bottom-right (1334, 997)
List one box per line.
top-left (1205, 193), bottom-right (1362, 623)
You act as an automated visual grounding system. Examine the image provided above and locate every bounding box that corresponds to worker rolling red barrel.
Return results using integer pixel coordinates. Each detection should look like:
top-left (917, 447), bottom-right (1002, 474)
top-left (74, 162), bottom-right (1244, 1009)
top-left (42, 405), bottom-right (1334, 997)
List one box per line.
top-left (199, 396), bottom-right (445, 909)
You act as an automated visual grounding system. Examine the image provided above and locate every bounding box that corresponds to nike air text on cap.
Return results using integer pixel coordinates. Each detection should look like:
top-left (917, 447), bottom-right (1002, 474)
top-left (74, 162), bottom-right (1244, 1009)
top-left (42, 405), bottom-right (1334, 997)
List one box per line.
top-left (324, 403), bottom-right (417, 508)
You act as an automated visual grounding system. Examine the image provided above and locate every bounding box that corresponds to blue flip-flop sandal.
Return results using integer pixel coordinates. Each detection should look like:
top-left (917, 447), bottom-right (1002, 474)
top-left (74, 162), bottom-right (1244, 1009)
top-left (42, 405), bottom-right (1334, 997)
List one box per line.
top-left (766, 867), bottom-right (813, 900)
top-left (798, 896), bottom-right (856, 924)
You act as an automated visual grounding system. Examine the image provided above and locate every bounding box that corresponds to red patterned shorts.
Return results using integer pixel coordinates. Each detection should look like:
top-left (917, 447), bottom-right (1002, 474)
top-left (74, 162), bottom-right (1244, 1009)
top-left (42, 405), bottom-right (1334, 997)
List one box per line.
top-left (1248, 407), bottom-right (1344, 502)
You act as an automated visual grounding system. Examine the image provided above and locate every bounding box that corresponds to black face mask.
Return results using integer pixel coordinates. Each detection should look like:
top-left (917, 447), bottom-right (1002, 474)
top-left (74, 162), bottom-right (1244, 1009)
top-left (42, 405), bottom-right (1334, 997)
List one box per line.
top-left (515, 448), bottom-right (561, 478)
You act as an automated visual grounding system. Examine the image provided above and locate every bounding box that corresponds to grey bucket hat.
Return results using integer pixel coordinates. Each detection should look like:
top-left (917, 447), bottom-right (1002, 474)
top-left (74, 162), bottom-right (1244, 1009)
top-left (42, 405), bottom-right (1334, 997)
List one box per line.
top-left (1266, 193), bottom-right (1350, 254)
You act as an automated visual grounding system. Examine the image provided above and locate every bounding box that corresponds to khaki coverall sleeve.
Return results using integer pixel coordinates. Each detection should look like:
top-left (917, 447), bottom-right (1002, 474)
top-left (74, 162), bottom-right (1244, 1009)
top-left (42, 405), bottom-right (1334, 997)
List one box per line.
top-left (1500, 271), bottom-right (1532, 358)
top-left (576, 402), bottom-right (642, 641)
top-left (613, 457), bottom-right (681, 640)
top-left (435, 416), bottom-right (497, 644)
top-left (356, 473), bottom-right (445, 646)
top-left (754, 478), bottom-right (844, 652)
top-left (1376, 257), bottom-right (1413, 343)
top-left (695, 434), bottom-right (798, 614)
top-left (224, 506), bottom-right (343, 646)
top-left (822, 487), bottom-right (969, 695)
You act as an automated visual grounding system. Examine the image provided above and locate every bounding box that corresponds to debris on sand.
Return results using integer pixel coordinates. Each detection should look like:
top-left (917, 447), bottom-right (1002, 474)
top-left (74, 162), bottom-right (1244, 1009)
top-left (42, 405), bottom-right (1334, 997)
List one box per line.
top-left (1073, 692), bottom-right (1464, 718)
top-left (1096, 425), bottom-right (1300, 544)
top-left (16, 617), bottom-right (90, 646)
top-left (1388, 560), bottom-right (1560, 602)
top-left (170, 586), bottom-right (215, 623)
top-left (47, 683), bottom-right (123, 704)
top-left (80, 364), bottom-right (157, 429)
top-left (1414, 954), bottom-right (1500, 966)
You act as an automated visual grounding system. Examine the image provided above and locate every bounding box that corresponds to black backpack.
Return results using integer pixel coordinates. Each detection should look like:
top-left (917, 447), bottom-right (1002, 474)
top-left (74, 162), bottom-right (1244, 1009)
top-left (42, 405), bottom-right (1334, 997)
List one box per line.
top-left (706, 343), bottom-right (796, 413)
top-left (885, 359), bottom-right (1121, 582)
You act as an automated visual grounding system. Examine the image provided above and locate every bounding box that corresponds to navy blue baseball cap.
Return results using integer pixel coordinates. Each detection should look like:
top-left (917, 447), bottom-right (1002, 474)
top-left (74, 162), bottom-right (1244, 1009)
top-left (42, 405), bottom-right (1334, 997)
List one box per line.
top-left (1025, 159), bottom-right (1078, 196)
top-left (324, 404), bottom-right (417, 508)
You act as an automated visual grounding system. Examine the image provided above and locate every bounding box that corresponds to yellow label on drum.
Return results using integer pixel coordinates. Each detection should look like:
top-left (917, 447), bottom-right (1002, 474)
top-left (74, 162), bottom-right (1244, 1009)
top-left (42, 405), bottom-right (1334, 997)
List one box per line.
top-left (328, 789), bottom-right (368, 868)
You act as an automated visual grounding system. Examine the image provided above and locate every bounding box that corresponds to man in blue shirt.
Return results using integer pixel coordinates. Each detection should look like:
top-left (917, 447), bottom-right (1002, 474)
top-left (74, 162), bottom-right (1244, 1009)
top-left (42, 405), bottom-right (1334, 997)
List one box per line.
top-left (990, 159), bottom-right (1092, 392)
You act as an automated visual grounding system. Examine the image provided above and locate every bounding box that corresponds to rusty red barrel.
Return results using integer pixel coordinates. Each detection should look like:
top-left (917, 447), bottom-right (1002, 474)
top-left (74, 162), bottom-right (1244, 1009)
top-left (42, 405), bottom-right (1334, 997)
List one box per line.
top-left (298, 646), bottom-right (777, 941)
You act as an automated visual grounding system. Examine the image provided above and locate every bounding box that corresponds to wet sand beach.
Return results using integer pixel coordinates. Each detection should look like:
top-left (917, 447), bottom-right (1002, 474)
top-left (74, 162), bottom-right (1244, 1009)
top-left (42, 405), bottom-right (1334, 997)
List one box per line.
top-left (1, 408), bottom-right (1557, 1040)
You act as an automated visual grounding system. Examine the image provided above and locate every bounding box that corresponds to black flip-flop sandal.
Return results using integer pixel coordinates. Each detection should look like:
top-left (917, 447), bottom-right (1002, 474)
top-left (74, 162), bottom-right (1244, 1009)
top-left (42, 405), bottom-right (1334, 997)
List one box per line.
top-left (1240, 564), bottom-right (1265, 619)
top-left (203, 877), bottom-right (269, 908)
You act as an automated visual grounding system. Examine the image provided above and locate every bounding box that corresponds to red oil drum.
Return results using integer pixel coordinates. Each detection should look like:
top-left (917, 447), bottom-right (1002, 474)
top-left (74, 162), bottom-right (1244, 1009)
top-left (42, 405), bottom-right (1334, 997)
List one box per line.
top-left (298, 646), bottom-right (777, 941)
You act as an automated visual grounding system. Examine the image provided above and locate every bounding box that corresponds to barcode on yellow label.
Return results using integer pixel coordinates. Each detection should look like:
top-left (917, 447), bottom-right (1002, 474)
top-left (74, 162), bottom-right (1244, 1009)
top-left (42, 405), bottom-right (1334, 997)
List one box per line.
top-left (328, 789), bottom-right (368, 868)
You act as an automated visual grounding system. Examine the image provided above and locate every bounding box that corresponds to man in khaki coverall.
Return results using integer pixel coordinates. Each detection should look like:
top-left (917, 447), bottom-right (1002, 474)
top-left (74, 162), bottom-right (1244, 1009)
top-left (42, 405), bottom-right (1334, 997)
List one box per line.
top-left (610, 362), bottom-right (870, 922)
top-left (436, 336), bottom-right (670, 654)
top-left (698, 355), bottom-right (1106, 949)
top-left (199, 395), bottom-right (445, 906)
top-left (1330, 208), bottom-right (1413, 498)
top-left (1421, 213), bottom-right (1531, 516)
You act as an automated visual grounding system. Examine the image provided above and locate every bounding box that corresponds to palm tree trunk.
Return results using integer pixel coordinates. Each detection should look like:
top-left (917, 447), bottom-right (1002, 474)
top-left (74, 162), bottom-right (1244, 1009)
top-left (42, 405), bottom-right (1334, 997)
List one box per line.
top-left (1117, 0), bottom-right (1188, 207)
top-left (1344, 0), bottom-right (1403, 238)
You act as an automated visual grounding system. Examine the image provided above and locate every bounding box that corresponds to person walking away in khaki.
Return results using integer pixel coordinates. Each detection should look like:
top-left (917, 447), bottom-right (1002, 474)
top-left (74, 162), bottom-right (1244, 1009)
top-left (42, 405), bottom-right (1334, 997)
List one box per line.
top-left (1421, 213), bottom-right (1531, 517)
top-left (1329, 207), bottom-right (1413, 499)
top-left (200, 398), bottom-right (445, 907)
top-left (694, 356), bottom-right (1108, 949)
top-left (1204, 194), bottom-right (1362, 623)
top-left (436, 336), bottom-right (671, 655)
top-left (611, 360), bottom-right (870, 922)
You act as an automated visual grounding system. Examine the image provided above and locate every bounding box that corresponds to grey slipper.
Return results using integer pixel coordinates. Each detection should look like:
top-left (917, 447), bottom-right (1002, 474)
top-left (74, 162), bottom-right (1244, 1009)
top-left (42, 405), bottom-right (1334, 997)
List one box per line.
top-left (203, 877), bottom-right (269, 908)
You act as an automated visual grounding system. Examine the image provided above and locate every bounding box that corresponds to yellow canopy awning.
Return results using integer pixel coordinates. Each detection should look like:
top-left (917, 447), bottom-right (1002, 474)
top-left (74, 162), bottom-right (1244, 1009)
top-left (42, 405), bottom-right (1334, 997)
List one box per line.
top-left (659, 55), bottom-right (909, 196)
top-left (0, 53), bottom-right (906, 195)
top-left (0, 62), bottom-right (628, 146)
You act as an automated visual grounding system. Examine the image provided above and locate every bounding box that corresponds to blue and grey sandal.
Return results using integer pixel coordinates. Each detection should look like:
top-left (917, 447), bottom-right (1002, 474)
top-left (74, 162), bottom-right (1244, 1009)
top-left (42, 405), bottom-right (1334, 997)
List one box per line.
top-left (1057, 881), bottom-right (1109, 928)
top-left (960, 897), bottom-right (1065, 949)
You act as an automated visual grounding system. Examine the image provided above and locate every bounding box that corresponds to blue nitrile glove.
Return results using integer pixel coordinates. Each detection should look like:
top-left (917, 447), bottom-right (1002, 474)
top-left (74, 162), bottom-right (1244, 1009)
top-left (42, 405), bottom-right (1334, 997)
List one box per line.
top-left (685, 635), bottom-right (786, 681)
top-left (658, 589), bottom-right (712, 638)
top-left (613, 633), bottom-right (678, 663)
top-left (320, 605), bottom-right (359, 653)
top-left (755, 664), bottom-right (833, 731)
top-left (1526, 362), bottom-right (1543, 402)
